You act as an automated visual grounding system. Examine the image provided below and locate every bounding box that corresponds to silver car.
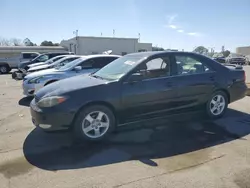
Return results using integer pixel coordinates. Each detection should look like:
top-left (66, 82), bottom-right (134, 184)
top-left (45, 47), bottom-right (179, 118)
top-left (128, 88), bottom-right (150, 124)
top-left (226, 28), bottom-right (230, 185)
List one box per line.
top-left (22, 54), bottom-right (120, 96)
top-left (27, 55), bottom-right (81, 73)
top-left (28, 55), bottom-right (69, 68)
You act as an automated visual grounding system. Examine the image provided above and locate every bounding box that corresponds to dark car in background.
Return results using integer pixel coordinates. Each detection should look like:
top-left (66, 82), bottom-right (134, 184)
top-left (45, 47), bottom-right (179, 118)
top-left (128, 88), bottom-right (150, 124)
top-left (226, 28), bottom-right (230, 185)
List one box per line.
top-left (12, 52), bottom-right (74, 80)
top-left (30, 51), bottom-right (247, 142)
top-left (213, 57), bottom-right (226, 64)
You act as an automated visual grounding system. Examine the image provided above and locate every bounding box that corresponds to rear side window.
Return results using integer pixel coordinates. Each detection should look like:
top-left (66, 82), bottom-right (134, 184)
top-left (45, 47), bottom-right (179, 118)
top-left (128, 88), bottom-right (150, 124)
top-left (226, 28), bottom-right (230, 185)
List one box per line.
top-left (175, 55), bottom-right (213, 75)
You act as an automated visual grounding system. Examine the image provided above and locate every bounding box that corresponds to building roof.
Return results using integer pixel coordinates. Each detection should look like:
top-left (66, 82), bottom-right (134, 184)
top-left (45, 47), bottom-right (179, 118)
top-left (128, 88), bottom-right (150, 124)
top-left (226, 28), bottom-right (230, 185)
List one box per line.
top-left (65, 36), bottom-right (139, 41)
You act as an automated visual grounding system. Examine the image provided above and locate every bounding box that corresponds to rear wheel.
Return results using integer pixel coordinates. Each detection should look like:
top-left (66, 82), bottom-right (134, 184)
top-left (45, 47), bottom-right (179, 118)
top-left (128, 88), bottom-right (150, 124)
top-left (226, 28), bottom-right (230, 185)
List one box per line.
top-left (73, 105), bottom-right (115, 142)
top-left (206, 91), bottom-right (228, 119)
top-left (0, 64), bottom-right (10, 74)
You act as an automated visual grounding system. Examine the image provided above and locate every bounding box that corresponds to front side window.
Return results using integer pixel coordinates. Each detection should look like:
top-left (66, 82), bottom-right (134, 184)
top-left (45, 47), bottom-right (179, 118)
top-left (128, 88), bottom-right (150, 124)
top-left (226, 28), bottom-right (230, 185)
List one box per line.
top-left (92, 57), bottom-right (118, 68)
top-left (175, 55), bottom-right (212, 75)
top-left (58, 57), bottom-right (87, 71)
top-left (80, 59), bottom-right (95, 69)
top-left (134, 56), bottom-right (171, 79)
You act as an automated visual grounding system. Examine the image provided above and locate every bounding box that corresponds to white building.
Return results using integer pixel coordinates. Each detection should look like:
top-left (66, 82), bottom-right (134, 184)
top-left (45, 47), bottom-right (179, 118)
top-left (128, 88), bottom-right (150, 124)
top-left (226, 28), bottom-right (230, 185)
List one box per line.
top-left (60, 36), bottom-right (152, 55)
top-left (236, 46), bottom-right (250, 56)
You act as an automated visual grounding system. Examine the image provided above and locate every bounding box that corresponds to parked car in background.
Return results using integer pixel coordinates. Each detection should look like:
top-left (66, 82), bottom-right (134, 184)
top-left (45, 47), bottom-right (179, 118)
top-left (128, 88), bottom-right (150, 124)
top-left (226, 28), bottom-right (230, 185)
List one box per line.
top-left (28, 55), bottom-right (81, 73)
top-left (245, 55), bottom-right (250, 65)
top-left (12, 52), bottom-right (74, 80)
top-left (213, 57), bottom-right (225, 64)
top-left (23, 54), bottom-right (120, 96)
top-left (0, 52), bottom-right (39, 73)
top-left (226, 53), bottom-right (246, 65)
top-left (30, 51), bottom-right (247, 142)
top-left (28, 55), bottom-right (69, 68)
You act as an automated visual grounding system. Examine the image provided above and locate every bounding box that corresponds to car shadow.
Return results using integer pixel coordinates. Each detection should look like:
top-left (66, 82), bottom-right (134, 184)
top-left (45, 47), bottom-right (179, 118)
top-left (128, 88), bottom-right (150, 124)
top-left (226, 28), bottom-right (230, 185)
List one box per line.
top-left (23, 108), bottom-right (250, 171)
top-left (18, 97), bottom-right (33, 107)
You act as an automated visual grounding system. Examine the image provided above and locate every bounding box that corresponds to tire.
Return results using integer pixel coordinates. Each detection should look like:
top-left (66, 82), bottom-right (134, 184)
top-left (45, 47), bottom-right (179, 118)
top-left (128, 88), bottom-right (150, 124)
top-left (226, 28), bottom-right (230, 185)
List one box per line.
top-left (73, 105), bottom-right (116, 142)
top-left (0, 64), bottom-right (10, 74)
top-left (12, 71), bottom-right (17, 79)
top-left (206, 91), bottom-right (228, 119)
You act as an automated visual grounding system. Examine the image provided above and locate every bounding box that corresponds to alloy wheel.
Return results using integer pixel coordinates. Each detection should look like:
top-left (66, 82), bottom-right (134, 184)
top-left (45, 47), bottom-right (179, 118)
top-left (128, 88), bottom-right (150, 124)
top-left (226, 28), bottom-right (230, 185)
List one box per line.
top-left (82, 111), bottom-right (110, 139)
top-left (210, 94), bottom-right (226, 116)
top-left (0, 66), bottom-right (7, 73)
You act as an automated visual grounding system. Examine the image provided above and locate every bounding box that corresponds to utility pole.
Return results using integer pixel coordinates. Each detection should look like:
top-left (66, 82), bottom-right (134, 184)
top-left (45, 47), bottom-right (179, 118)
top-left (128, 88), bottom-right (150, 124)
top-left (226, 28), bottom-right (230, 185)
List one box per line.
top-left (73, 30), bottom-right (78, 38)
top-left (113, 29), bottom-right (115, 37)
top-left (73, 30), bottom-right (78, 54)
top-left (138, 33), bottom-right (140, 42)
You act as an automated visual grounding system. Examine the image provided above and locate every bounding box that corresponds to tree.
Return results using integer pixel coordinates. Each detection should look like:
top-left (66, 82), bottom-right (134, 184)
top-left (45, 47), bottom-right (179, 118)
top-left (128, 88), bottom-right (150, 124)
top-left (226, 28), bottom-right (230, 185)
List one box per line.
top-left (10, 38), bottom-right (23, 46)
top-left (152, 46), bottom-right (165, 51)
top-left (0, 37), bottom-right (11, 46)
top-left (40, 40), bottom-right (59, 46)
top-left (23, 38), bottom-right (36, 46)
top-left (193, 46), bottom-right (209, 54)
top-left (222, 50), bottom-right (230, 57)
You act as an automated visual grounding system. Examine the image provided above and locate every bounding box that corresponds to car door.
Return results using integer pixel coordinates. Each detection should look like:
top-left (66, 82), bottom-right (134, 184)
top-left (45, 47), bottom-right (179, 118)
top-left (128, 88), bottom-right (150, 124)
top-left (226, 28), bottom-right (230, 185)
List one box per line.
top-left (172, 53), bottom-right (216, 108)
top-left (120, 54), bottom-right (179, 121)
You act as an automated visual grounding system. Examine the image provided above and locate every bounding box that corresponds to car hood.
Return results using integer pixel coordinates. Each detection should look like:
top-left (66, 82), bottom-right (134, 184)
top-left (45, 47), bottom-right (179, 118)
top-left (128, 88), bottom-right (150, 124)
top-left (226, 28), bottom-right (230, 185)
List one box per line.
top-left (18, 60), bottom-right (30, 68)
top-left (29, 64), bottom-right (50, 71)
top-left (25, 68), bottom-right (63, 79)
top-left (36, 75), bottom-right (107, 99)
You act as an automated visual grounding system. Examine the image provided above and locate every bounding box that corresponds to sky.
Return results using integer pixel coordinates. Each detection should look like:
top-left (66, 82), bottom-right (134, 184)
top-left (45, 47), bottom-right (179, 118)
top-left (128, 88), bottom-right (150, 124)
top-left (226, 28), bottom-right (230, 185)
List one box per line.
top-left (0, 0), bottom-right (250, 52)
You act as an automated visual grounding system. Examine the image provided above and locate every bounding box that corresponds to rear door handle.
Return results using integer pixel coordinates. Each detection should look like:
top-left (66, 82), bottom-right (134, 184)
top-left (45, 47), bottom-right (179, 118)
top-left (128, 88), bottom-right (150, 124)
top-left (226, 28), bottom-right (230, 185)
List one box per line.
top-left (166, 82), bottom-right (174, 87)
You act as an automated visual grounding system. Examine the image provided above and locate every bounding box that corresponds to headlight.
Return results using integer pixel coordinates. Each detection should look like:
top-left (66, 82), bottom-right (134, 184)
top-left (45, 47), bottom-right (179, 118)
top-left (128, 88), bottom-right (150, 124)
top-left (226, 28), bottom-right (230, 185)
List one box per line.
top-left (28, 76), bottom-right (44, 84)
top-left (37, 96), bottom-right (67, 108)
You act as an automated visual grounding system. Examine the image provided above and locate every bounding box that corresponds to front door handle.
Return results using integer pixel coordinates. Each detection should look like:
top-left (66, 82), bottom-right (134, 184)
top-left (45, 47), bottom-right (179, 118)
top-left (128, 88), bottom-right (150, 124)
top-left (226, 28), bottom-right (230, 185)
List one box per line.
top-left (210, 76), bottom-right (215, 81)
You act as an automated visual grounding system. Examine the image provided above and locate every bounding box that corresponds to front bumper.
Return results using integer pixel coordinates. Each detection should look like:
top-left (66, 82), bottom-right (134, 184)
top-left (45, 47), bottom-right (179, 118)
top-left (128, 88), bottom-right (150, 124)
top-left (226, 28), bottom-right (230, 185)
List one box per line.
top-left (30, 99), bottom-right (75, 131)
top-left (22, 81), bottom-right (44, 96)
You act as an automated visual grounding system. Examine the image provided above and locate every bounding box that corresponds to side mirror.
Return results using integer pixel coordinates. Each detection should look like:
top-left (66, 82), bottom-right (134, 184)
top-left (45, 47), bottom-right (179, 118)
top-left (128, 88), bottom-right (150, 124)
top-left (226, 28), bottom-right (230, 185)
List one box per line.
top-left (74, 66), bottom-right (82, 72)
top-left (127, 72), bottom-right (143, 83)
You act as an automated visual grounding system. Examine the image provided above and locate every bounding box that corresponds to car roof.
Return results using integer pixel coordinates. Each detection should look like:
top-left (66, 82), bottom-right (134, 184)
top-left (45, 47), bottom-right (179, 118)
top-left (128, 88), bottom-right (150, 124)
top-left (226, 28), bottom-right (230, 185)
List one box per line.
top-left (84, 54), bottom-right (121, 58)
top-left (126, 51), bottom-right (204, 59)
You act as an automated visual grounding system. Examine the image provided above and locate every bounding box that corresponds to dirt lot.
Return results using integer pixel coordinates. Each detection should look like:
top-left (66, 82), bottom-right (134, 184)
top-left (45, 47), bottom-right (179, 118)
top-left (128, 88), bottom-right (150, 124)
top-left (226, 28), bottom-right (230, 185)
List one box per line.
top-left (1, 74), bottom-right (250, 188)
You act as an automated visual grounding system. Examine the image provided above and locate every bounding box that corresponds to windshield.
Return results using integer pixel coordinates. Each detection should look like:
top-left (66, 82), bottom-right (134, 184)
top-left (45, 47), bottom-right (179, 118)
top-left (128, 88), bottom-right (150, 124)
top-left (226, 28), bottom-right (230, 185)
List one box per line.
top-left (44, 56), bottom-right (65, 64)
top-left (53, 57), bottom-right (79, 68)
top-left (92, 56), bottom-right (143, 80)
top-left (57, 57), bottom-right (86, 71)
top-left (33, 54), bottom-right (49, 62)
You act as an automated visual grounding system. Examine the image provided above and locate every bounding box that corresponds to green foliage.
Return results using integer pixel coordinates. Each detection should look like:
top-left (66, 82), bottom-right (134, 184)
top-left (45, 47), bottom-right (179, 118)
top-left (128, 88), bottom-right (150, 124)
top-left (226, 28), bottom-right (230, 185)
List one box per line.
top-left (40, 40), bottom-right (59, 46)
top-left (193, 46), bottom-right (209, 54)
top-left (222, 50), bottom-right (230, 57)
top-left (152, 46), bottom-right (165, 51)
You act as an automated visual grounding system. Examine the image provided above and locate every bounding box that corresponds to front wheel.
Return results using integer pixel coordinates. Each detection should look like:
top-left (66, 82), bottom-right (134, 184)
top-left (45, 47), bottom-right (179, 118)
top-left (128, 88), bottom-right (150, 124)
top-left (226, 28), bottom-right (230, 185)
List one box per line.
top-left (73, 105), bottom-right (116, 142)
top-left (206, 91), bottom-right (228, 119)
top-left (0, 64), bottom-right (10, 74)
